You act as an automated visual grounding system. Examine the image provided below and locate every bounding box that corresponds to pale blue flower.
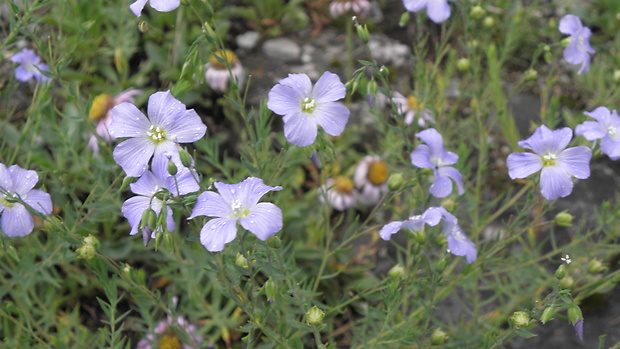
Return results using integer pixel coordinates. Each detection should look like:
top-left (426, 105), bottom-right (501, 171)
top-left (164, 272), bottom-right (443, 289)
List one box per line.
top-left (130, 0), bottom-right (180, 17)
top-left (379, 206), bottom-right (443, 240)
top-left (10, 48), bottom-right (49, 83)
top-left (575, 107), bottom-right (620, 160)
top-left (403, 0), bottom-right (451, 24)
top-left (559, 14), bottom-right (595, 74)
top-left (437, 207), bottom-right (477, 264)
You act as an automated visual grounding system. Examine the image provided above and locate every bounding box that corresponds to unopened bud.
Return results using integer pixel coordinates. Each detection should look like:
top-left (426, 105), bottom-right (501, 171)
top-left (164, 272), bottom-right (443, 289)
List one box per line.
top-left (555, 264), bottom-right (566, 280)
top-left (264, 278), bottom-right (277, 302)
top-left (470, 6), bottom-right (486, 20)
top-left (435, 234), bottom-right (447, 246)
top-left (430, 328), bottom-right (448, 345)
top-left (306, 306), bottom-right (325, 325)
top-left (83, 235), bottom-right (100, 248)
top-left (356, 23), bottom-right (369, 44)
top-left (560, 275), bottom-right (574, 289)
top-left (140, 208), bottom-right (155, 230)
top-left (388, 264), bottom-right (405, 279)
top-left (587, 259), bottom-right (605, 274)
top-left (511, 311), bottom-right (530, 329)
top-left (614, 70), bottom-right (620, 83)
top-left (483, 16), bottom-right (495, 28)
top-left (167, 159), bottom-right (178, 176)
top-left (399, 11), bottom-right (410, 27)
top-left (567, 304), bottom-right (583, 325)
top-left (457, 58), bottom-right (471, 72)
top-left (179, 148), bottom-right (193, 168)
top-left (436, 258), bottom-right (448, 273)
top-left (560, 37), bottom-right (572, 48)
top-left (77, 244), bottom-right (96, 260)
top-left (412, 229), bottom-right (426, 244)
top-left (440, 198), bottom-right (456, 212)
top-left (387, 173), bottom-right (404, 191)
top-left (524, 68), bottom-right (538, 81)
top-left (236, 253), bottom-right (249, 269)
top-left (367, 78), bottom-right (378, 97)
top-left (541, 306), bottom-right (555, 324)
top-left (120, 176), bottom-right (140, 191)
top-left (138, 21), bottom-right (150, 33)
top-left (554, 211), bottom-right (573, 227)
top-left (379, 65), bottom-right (389, 79)
top-left (266, 235), bottom-right (282, 249)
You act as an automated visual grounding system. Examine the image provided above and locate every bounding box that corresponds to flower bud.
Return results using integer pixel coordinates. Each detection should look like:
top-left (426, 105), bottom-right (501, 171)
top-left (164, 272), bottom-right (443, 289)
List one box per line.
top-left (560, 37), bottom-right (572, 48)
top-left (154, 230), bottom-right (163, 250)
top-left (264, 278), bottom-right (277, 303)
top-left (122, 263), bottom-right (132, 278)
top-left (166, 159), bottom-right (177, 176)
top-left (540, 306), bottom-right (555, 324)
top-left (356, 23), bottom-right (369, 44)
top-left (138, 21), bottom-right (149, 33)
top-left (435, 234), bottom-right (447, 246)
top-left (554, 211), bottom-right (573, 227)
top-left (236, 252), bottom-right (249, 269)
top-left (266, 235), bottom-right (282, 249)
top-left (76, 244), bottom-right (96, 260)
top-left (379, 65), bottom-right (389, 79)
top-left (440, 198), bottom-right (456, 212)
top-left (430, 328), bottom-right (447, 345)
top-left (83, 235), bottom-right (100, 248)
top-left (388, 264), bottom-right (405, 279)
top-left (179, 148), bottom-right (193, 168)
top-left (469, 5), bottom-right (486, 20)
top-left (436, 258), bottom-right (448, 273)
top-left (399, 11), bottom-right (410, 27)
top-left (614, 70), bottom-right (620, 83)
top-left (387, 173), bottom-right (404, 191)
top-left (367, 78), bottom-right (378, 97)
top-left (555, 264), bottom-right (566, 280)
top-left (560, 275), bottom-right (574, 289)
top-left (587, 259), bottom-right (605, 274)
top-left (457, 58), bottom-right (471, 72)
top-left (412, 229), bottom-right (426, 245)
top-left (511, 311), bottom-right (530, 329)
top-left (524, 68), bottom-right (538, 81)
top-left (120, 176), bottom-right (140, 191)
top-left (483, 16), bottom-right (495, 28)
top-left (306, 306), bottom-right (325, 325)
top-left (567, 304), bottom-right (583, 325)
top-left (140, 208), bottom-right (155, 230)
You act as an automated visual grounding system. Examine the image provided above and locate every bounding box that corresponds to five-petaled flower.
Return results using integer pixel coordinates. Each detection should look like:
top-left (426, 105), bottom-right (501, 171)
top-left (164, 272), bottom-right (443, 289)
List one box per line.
top-left (204, 50), bottom-right (244, 93)
top-left (10, 48), bottom-right (49, 83)
top-left (507, 125), bottom-right (592, 200)
top-left (137, 315), bottom-right (204, 349)
top-left (559, 14), bottom-right (595, 74)
top-left (379, 206), bottom-right (443, 240)
top-left (410, 128), bottom-right (464, 198)
top-left (392, 92), bottom-right (434, 128)
top-left (402, 0), bottom-right (452, 24)
top-left (130, 0), bottom-right (180, 17)
top-left (189, 177), bottom-right (283, 252)
top-left (267, 71), bottom-right (350, 147)
top-left (109, 90), bottom-right (207, 177)
top-left (329, 0), bottom-right (372, 19)
top-left (0, 164), bottom-right (52, 237)
top-left (319, 177), bottom-right (358, 211)
top-left (121, 160), bottom-right (199, 246)
top-left (354, 156), bottom-right (389, 206)
top-left (575, 107), bottom-right (620, 160)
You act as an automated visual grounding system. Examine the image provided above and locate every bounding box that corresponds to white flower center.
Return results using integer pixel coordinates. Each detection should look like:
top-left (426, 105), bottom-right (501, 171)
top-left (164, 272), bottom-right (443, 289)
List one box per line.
top-left (231, 199), bottom-right (249, 218)
top-left (146, 125), bottom-right (166, 144)
top-left (607, 126), bottom-right (619, 140)
top-left (301, 97), bottom-right (316, 113)
top-left (542, 153), bottom-right (557, 167)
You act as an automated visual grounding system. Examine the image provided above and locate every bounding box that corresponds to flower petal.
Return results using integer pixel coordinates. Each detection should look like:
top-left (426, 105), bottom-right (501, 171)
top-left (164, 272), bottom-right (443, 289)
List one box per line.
top-left (379, 221), bottom-right (403, 240)
top-left (540, 166), bottom-right (573, 200)
top-left (130, 170), bottom-right (161, 196)
top-left (121, 196), bottom-right (151, 236)
top-left (426, 0), bottom-right (450, 23)
top-left (575, 121), bottom-right (606, 140)
top-left (199, 217), bottom-right (239, 252)
top-left (240, 202), bottom-right (282, 240)
top-left (279, 73), bottom-right (313, 98)
top-left (268, 84), bottom-right (304, 116)
top-left (283, 111), bottom-right (318, 146)
top-left (189, 191), bottom-right (231, 219)
top-left (403, 0), bottom-right (427, 12)
top-left (518, 126), bottom-right (572, 155)
top-left (422, 207), bottom-right (443, 226)
top-left (109, 103), bottom-right (151, 138)
top-left (236, 177), bottom-right (282, 209)
top-left (429, 171), bottom-right (453, 198)
top-left (130, 0), bottom-right (148, 16)
top-left (416, 128), bottom-right (445, 156)
top-left (165, 109), bottom-right (206, 144)
top-left (600, 138), bottom-right (620, 160)
top-left (563, 42), bottom-right (587, 66)
top-left (1, 205), bottom-right (34, 237)
top-left (506, 152), bottom-right (543, 179)
top-left (577, 53), bottom-right (591, 75)
top-left (14, 66), bottom-right (33, 82)
top-left (149, 0), bottom-right (180, 12)
top-left (437, 166), bottom-right (464, 195)
top-left (314, 102), bottom-right (350, 136)
top-left (312, 71), bottom-right (346, 103)
top-left (447, 230), bottom-right (477, 263)
top-left (584, 106), bottom-right (611, 124)
top-left (147, 91), bottom-right (185, 128)
top-left (558, 146), bottom-right (591, 179)
top-left (559, 14), bottom-right (582, 35)
top-left (7, 165), bottom-right (38, 195)
top-left (0, 164), bottom-right (12, 192)
top-left (113, 137), bottom-right (155, 177)
top-left (23, 189), bottom-right (52, 215)
top-left (410, 144), bottom-right (434, 169)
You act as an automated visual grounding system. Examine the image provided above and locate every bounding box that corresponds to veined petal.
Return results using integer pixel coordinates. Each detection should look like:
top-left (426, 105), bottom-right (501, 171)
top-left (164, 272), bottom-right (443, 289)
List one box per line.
top-left (130, 170), bottom-right (161, 197)
top-left (422, 207), bottom-right (443, 226)
top-left (410, 145), bottom-right (434, 169)
top-left (121, 196), bottom-right (152, 236)
top-left (130, 0), bottom-right (148, 16)
top-left (403, 0), bottom-right (427, 12)
top-left (23, 190), bottom-right (52, 215)
top-left (600, 138), bottom-right (620, 160)
top-left (506, 152), bottom-right (543, 179)
top-left (149, 0), bottom-right (180, 12)
top-left (379, 221), bottom-right (403, 240)
top-left (165, 167), bottom-right (200, 197)
top-left (166, 109), bottom-right (206, 144)
top-left (584, 106), bottom-right (611, 124)
top-left (447, 230), bottom-right (477, 264)
top-left (7, 165), bottom-right (38, 195)
top-left (1, 205), bottom-right (34, 237)
top-left (236, 177), bottom-right (282, 209)
top-left (312, 71), bottom-right (346, 103)
top-left (441, 150), bottom-right (459, 166)
top-left (416, 128), bottom-right (445, 156)
top-left (0, 164), bottom-right (12, 192)
top-left (240, 202), bottom-right (282, 240)
top-left (575, 121), bottom-right (606, 140)
top-left (14, 66), bottom-right (33, 82)
top-left (314, 102), bottom-right (350, 136)
top-left (558, 146), bottom-right (591, 179)
top-left (109, 103), bottom-right (151, 138)
top-left (426, 0), bottom-right (450, 23)
top-left (438, 166), bottom-right (464, 195)
top-left (113, 137), bottom-right (155, 177)
top-left (283, 111), bottom-right (318, 146)
top-left (577, 53), bottom-right (590, 75)
top-left (268, 84), bottom-right (304, 116)
top-left (189, 191), bottom-right (231, 219)
top-left (279, 74), bottom-right (313, 98)
top-left (563, 42), bottom-right (587, 65)
top-left (147, 91), bottom-right (185, 128)
top-left (164, 206), bottom-right (175, 232)
top-left (429, 172), bottom-right (453, 198)
top-left (559, 14), bottom-right (583, 36)
top-left (540, 166), bottom-right (573, 200)
top-left (200, 217), bottom-right (239, 252)
top-left (518, 125), bottom-right (572, 155)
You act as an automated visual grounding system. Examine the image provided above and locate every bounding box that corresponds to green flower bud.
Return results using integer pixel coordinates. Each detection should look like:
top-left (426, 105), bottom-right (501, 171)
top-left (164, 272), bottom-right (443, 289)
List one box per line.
top-left (483, 16), bottom-right (495, 28)
top-left (548, 18), bottom-right (557, 29)
top-left (555, 264), bottom-right (566, 280)
top-left (470, 5), bottom-right (486, 20)
top-left (388, 264), bottom-right (405, 279)
top-left (540, 306), bottom-right (555, 324)
top-left (567, 304), bottom-right (583, 325)
top-left (120, 176), bottom-right (140, 191)
top-left (306, 305), bottom-right (325, 325)
top-left (511, 311), bottom-right (530, 329)
top-left (179, 148), bottom-right (193, 168)
top-left (264, 278), bottom-right (277, 302)
top-left (560, 275), bottom-right (574, 289)
top-left (560, 37), bottom-right (572, 48)
top-left (436, 258), bottom-right (448, 273)
top-left (140, 208), bottom-right (155, 230)
top-left (367, 78), bottom-right (378, 97)
top-left (524, 68), bottom-right (538, 81)
top-left (435, 234), bottom-right (447, 247)
top-left (412, 229), bottom-right (426, 245)
top-left (399, 11), bottom-right (410, 28)
top-left (554, 211), bottom-right (573, 227)
top-left (379, 65), bottom-right (389, 79)
top-left (457, 58), bottom-right (471, 72)
top-left (587, 259), bottom-right (605, 274)
top-left (356, 23), bottom-right (369, 44)
top-left (236, 252), bottom-right (249, 269)
top-left (167, 159), bottom-right (178, 176)
top-left (430, 328), bottom-right (448, 345)
top-left (83, 235), bottom-right (100, 248)
top-left (387, 173), bottom-right (404, 191)
top-left (544, 51), bottom-right (554, 64)
top-left (122, 263), bottom-right (132, 278)
top-left (138, 21), bottom-right (150, 33)
top-left (266, 235), bottom-right (282, 249)
top-left (440, 198), bottom-right (456, 212)
top-left (614, 70), bottom-right (620, 83)
top-left (42, 215), bottom-right (63, 233)
top-left (76, 244), bottom-right (96, 260)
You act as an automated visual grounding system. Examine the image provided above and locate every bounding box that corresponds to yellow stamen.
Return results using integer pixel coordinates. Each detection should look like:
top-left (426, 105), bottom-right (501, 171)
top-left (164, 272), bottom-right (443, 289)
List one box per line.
top-left (159, 329), bottom-right (182, 349)
top-left (407, 95), bottom-right (424, 111)
top-left (334, 176), bottom-right (354, 194)
top-left (209, 50), bottom-right (238, 70)
top-left (367, 161), bottom-right (389, 185)
top-left (89, 94), bottom-right (114, 122)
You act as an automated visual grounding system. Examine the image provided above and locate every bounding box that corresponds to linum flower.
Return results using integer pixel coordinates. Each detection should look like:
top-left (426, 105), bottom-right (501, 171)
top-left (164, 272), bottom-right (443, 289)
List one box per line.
top-left (392, 92), bottom-right (434, 128)
top-left (130, 0), bottom-right (180, 17)
top-left (403, 0), bottom-right (451, 24)
top-left (121, 160), bottom-right (199, 246)
top-left (204, 50), bottom-right (244, 93)
top-left (137, 315), bottom-right (204, 349)
top-left (0, 164), bottom-right (52, 237)
top-left (329, 0), bottom-right (372, 19)
top-left (438, 207), bottom-right (477, 263)
top-left (575, 107), bottom-right (620, 160)
top-left (319, 177), bottom-right (358, 211)
top-left (559, 14), bottom-right (595, 74)
top-left (267, 71), bottom-right (350, 147)
top-left (10, 48), bottom-right (49, 83)
top-left (410, 128), bottom-right (464, 198)
top-left (87, 89), bottom-right (142, 156)
top-left (507, 125), bottom-right (592, 200)
top-left (189, 177), bottom-right (283, 252)
top-left (109, 90), bottom-right (207, 177)
top-left (354, 156), bottom-right (389, 206)
top-left (379, 206), bottom-right (443, 240)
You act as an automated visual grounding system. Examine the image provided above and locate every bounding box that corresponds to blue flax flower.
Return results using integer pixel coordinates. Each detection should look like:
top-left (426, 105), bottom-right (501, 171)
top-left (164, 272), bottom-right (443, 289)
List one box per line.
top-left (130, 0), bottom-right (180, 17)
top-left (121, 160), bottom-right (199, 246)
top-left (402, 0), bottom-right (451, 24)
top-left (10, 48), bottom-right (49, 83)
top-left (559, 14), bottom-right (595, 74)
top-left (0, 164), bottom-right (52, 237)
top-left (575, 107), bottom-right (620, 160)
top-left (507, 125), bottom-right (591, 200)
top-left (410, 128), bottom-right (464, 198)
top-left (109, 90), bottom-right (207, 177)
top-left (379, 206), bottom-right (443, 240)
top-left (267, 71), bottom-right (350, 147)
top-left (189, 177), bottom-right (283, 252)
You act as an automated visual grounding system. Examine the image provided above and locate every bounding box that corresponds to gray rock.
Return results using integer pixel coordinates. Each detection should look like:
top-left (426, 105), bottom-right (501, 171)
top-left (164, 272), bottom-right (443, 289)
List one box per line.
top-left (262, 38), bottom-right (301, 63)
top-left (236, 31), bottom-right (260, 50)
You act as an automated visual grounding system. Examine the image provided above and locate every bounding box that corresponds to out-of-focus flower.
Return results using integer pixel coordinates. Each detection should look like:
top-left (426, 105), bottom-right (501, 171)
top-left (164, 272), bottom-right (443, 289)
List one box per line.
top-left (109, 90), bottom-right (207, 177)
top-left (204, 50), bottom-right (244, 93)
top-left (379, 206), bottom-right (443, 241)
top-left (121, 160), bottom-right (199, 246)
top-left (402, 0), bottom-right (451, 24)
top-left (575, 107), bottom-right (620, 160)
top-left (329, 0), bottom-right (372, 19)
top-left (189, 177), bottom-right (282, 252)
top-left (130, 0), bottom-right (180, 17)
top-left (354, 156), bottom-right (389, 206)
top-left (410, 128), bottom-right (464, 198)
top-left (559, 14), bottom-right (595, 74)
top-left (438, 207), bottom-right (477, 263)
top-left (507, 125), bottom-right (591, 200)
top-left (573, 318), bottom-right (584, 341)
top-left (0, 164), bottom-right (52, 237)
top-left (137, 315), bottom-right (204, 349)
top-left (10, 48), bottom-right (49, 83)
top-left (319, 177), bottom-right (358, 211)
top-left (392, 92), bottom-right (434, 128)
top-left (267, 72), bottom-right (350, 147)
top-left (88, 89), bottom-right (142, 156)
